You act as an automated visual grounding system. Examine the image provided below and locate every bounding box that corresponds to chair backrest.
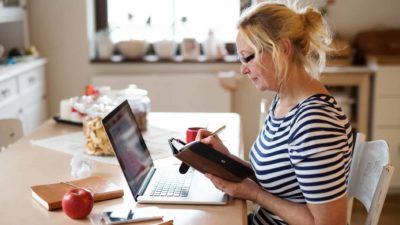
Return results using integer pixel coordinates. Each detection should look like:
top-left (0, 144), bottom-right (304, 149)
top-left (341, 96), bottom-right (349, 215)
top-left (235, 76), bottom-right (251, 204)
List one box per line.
top-left (0, 119), bottom-right (24, 150)
top-left (347, 133), bottom-right (394, 225)
top-left (259, 98), bottom-right (269, 130)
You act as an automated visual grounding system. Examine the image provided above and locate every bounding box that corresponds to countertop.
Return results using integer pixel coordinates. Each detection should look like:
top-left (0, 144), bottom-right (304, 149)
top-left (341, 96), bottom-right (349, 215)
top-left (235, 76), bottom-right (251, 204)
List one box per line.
top-left (0, 58), bottom-right (47, 82)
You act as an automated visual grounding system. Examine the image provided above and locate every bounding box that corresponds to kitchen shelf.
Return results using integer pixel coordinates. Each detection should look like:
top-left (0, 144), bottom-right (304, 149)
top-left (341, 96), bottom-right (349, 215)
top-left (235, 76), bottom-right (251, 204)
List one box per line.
top-left (91, 55), bottom-right (240, 64)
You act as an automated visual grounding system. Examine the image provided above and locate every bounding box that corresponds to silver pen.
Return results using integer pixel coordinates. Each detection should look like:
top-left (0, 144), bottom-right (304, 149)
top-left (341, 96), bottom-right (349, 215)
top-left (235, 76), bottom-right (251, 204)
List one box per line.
top-left (211, 125), bottom-right (226, 137)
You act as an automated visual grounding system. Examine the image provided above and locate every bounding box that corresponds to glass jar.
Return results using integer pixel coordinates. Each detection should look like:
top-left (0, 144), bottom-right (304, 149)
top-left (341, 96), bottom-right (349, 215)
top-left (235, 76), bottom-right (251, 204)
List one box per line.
top-left (117, 85), bottom-right (151, 131)
top-left (83, 107), bottom-right (114, 156)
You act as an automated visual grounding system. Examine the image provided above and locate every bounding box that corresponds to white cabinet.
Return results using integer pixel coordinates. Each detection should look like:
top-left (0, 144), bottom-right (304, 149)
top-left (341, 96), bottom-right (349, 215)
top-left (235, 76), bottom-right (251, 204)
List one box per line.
top-left (0, 1), bottom-right (47, 135)
top-left (0, 59), bottom-right (47, 135)
top-left (371, 64), bottom-right (400, 191)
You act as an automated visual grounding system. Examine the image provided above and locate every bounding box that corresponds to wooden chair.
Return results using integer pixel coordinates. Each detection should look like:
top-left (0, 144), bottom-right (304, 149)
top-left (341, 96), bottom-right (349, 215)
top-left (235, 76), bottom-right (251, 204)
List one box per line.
top-left (0, 118), bottom-right (23, 150)
top-left (347, 133), bottom-right (394, 225)
top-left (259, 98), bottom-right (269, 130)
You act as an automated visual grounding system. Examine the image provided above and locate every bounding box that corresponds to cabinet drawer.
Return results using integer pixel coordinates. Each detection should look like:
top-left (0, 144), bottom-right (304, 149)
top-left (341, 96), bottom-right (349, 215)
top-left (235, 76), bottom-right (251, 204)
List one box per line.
top-left (374, 97), bottom-right (400, 126)
top-left (0, 78), bottom-right (18, 105)
top-left (376, 66), bottom-right (400, 96)
top-left (0, 99), bottom-right (21, 119)
top-left (19, 85), bottom-right (45, 107)
top-left (18, 67), bottom-right (44, 93)
top-left (373, 128), bottom-right (400, 188)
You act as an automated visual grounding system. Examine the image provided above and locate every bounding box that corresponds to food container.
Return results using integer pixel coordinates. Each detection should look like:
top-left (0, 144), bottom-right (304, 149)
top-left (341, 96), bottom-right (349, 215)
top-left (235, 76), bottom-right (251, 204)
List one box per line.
top-left (83, 109), bottom-right (114, 156)
top-left (117, 85), bottom-right (150, 131)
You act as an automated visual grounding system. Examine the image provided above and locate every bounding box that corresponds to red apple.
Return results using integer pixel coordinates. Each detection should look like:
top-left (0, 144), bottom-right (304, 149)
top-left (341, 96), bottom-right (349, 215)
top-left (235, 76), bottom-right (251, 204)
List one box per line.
top-left (62, 188), bottom-right (94, 219)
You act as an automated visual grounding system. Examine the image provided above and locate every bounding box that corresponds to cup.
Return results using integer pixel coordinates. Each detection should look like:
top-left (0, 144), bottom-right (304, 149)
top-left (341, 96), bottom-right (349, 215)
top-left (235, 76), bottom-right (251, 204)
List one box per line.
top-left (186, 127), bottom-right (204, 143)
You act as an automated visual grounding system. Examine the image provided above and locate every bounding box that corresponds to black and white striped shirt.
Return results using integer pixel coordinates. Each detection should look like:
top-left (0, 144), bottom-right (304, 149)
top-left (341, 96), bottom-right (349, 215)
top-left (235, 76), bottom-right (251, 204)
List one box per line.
top-left (250, 94), bottom-right (354, 225)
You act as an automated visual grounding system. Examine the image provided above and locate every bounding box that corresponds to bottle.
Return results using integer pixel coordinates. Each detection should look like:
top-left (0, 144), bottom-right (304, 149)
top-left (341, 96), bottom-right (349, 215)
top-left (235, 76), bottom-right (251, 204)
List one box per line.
top-left (203, 29), bottom-right (226, 61)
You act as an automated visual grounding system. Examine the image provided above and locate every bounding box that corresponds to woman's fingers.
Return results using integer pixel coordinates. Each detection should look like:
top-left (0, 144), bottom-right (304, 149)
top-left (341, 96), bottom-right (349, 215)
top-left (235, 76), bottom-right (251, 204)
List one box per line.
top-left (205, 173), bottom-right (228, 191)
top-left (196, 129), bottom-right (212, 140)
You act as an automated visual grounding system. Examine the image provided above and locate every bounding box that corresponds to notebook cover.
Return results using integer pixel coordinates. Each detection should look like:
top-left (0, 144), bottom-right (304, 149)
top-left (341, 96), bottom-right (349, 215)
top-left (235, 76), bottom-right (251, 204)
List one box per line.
top-left (173, 141), bottom-right (255, 183)
top-left (31, 176), bottom-right (124, 211)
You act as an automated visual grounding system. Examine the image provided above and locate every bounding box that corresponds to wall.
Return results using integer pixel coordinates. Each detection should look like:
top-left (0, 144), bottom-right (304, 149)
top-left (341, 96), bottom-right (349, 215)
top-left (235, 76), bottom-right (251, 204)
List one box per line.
top-left (28, 0), bottom-right (91, 115)
top-left (27, 0), bottom-right (400, 152)
top-left (328, 0), bottom-right (400, 39)
top-left (92, 72), bottom-right (232, 113)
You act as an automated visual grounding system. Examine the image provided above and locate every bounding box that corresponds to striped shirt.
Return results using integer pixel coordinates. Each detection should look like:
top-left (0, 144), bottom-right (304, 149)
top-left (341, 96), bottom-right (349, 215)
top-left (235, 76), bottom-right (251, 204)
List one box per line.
top-left (250, 94), bottom-right (354, 225)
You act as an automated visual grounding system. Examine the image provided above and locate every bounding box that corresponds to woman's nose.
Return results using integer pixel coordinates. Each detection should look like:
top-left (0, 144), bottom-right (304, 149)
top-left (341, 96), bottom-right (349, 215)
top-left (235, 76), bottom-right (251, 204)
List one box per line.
top-left (240, 64), bottom-right (250, 75)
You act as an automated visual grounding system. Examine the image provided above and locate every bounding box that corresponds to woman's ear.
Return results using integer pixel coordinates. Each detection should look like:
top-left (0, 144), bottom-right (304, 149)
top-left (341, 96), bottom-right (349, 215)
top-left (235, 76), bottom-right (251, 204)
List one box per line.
top-left (280, 38), bottom-right (293, 59)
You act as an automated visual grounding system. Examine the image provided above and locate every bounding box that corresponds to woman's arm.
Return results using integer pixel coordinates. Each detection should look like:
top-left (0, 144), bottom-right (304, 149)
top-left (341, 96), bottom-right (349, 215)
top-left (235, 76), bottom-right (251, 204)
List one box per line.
top-left (205, 174), bottom-right (347, 225)
top-left (253, 185), bottom-right (347, 225)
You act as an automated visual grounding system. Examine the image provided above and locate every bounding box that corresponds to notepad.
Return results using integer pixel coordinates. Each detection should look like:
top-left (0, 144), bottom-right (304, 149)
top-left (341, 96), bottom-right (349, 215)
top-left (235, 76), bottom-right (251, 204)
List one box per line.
top-left (169, 139), bottom-right (256, 183)
top-left (31, 176), bottom-right (124, 211)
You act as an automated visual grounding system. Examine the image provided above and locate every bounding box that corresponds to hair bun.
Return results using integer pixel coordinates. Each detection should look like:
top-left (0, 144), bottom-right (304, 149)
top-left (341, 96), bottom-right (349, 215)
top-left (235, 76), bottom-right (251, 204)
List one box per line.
top-left (302, 8), bottom-right (322, 29)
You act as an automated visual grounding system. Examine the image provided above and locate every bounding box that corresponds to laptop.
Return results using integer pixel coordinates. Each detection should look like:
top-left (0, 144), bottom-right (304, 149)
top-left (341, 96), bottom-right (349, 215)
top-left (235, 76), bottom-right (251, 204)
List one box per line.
top-left (102, 100), bottom-right (228, 205)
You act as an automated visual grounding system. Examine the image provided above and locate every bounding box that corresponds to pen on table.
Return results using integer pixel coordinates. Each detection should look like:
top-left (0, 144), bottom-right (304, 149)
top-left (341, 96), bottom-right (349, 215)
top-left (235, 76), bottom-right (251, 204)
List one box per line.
top-left (157, 219), bottom-right (174, 225)
top-left (211, 125), bottom-right (226, 137)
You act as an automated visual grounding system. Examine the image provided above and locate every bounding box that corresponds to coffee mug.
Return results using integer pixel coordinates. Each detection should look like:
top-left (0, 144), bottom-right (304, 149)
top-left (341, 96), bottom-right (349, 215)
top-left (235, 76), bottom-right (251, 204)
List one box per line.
top-left (186, 127), bottom-right (204, 143)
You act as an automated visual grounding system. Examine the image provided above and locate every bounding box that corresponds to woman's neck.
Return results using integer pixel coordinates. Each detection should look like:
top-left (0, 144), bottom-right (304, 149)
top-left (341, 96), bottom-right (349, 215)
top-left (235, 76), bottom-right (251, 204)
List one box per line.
top-left (274, 67), bottom-right (328, 118)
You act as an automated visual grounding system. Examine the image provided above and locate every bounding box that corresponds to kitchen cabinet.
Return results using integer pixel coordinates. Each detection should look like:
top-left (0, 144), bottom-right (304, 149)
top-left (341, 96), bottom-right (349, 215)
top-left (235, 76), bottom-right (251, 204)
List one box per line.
top-left (0, 0), bottom-right (47, 135)
top-left (0, 59), bottom-right (47, 134)
top-left (370, 63), bottom-right (400, 192)
top-left (321, 67), bottom-right (374, 136)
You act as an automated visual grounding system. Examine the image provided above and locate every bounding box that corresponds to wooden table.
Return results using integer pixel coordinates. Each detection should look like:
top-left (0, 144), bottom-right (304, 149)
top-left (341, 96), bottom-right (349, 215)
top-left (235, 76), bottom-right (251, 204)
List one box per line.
top-left (0, 112), bottom-right (247, 225)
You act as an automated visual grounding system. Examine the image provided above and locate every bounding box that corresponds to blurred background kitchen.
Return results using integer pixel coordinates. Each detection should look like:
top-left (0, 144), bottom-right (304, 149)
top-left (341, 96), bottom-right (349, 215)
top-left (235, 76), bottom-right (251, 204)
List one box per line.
top-left (0, 0), bottom-right (400, 206)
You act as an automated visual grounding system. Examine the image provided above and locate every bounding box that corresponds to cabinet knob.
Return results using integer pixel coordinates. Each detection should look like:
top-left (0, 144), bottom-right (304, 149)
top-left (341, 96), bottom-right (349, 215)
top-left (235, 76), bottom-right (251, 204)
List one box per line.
top-left (1, 89), bottom-right (10, 97)
top-left (28, 76), bottom-right (36, 84)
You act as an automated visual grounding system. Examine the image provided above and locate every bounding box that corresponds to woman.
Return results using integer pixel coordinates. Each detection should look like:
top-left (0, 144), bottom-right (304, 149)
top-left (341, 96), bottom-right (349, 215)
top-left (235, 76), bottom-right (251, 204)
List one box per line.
top-left (198, 2), bottom-right (354, 225)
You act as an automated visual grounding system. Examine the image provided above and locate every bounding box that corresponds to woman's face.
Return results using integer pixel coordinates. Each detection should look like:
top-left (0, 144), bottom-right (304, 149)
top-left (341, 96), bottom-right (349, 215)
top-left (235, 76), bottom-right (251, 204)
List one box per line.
top-left (236, 33), bottom-right (279, 92)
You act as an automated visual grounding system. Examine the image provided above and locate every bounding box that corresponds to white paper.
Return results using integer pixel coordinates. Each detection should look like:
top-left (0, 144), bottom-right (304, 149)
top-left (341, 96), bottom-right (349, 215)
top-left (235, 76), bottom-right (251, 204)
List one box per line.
top-left (30, 132), bottom-right (119, 165)
top-left (30, 125), bottom-right (181, 165)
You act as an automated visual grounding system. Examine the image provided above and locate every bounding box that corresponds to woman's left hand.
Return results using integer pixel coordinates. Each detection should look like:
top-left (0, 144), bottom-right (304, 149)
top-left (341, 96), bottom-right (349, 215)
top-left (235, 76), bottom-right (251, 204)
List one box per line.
top-left (205, 173), bottom-right (261, 201)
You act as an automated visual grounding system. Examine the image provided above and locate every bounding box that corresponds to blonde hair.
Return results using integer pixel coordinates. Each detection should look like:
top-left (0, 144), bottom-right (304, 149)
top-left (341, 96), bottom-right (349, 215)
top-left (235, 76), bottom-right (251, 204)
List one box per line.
top-left (237, 1), bottom-right (332, 82)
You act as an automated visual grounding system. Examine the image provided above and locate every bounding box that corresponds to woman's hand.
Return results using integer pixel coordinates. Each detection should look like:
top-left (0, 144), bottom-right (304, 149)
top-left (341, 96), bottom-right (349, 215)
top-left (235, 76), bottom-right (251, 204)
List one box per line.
top-left (196, 129), bottom-right (262, 200)
top-left (205, 173), bottom-right (262, 201)
top-left (196, 129), bottom-right (230, 155)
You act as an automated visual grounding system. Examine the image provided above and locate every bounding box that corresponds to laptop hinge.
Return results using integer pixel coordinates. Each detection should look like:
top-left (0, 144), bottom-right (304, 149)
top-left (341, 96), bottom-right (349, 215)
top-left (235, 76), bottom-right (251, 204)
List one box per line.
top-left (136, 167), bottom-right (156, 199)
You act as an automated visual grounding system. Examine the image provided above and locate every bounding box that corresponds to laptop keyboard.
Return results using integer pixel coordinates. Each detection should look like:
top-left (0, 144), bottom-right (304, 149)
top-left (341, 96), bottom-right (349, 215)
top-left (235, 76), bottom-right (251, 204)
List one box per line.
top-left (150, 168), bottom-right (194, 197)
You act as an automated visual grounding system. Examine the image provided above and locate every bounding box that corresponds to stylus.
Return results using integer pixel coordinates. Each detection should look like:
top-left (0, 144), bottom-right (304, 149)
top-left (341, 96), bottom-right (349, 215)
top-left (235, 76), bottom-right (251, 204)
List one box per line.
top-left (211, 125), bottom-right (226, 137)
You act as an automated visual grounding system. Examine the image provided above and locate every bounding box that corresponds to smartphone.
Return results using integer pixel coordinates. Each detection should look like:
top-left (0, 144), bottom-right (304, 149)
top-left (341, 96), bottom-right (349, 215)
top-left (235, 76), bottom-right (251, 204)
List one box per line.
top-left (102, 207), bottom-right (163, 224)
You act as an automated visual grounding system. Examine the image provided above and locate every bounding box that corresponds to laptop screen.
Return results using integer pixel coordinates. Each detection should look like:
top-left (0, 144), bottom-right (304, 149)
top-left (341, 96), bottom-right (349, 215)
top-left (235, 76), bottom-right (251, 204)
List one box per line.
top-left (102, 100), bottom-right (153, 198)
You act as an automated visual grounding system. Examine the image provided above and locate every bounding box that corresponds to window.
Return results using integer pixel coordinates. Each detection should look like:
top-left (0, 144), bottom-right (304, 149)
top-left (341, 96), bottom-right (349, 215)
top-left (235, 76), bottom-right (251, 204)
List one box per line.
top-left (96, 0), bottom-right (241, 43)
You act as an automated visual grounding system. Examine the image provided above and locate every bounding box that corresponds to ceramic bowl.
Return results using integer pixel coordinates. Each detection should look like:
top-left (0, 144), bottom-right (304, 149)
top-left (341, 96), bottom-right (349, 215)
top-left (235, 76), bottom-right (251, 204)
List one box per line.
top-left (117, 40), bottom-right (148, 59)
top-left (153, 40), bottom-right (177, 60)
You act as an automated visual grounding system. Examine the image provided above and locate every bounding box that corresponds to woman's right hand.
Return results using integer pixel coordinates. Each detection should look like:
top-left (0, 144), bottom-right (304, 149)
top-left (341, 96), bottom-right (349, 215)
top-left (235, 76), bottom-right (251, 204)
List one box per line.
top-left (196, 129), bottom-right (230, 155)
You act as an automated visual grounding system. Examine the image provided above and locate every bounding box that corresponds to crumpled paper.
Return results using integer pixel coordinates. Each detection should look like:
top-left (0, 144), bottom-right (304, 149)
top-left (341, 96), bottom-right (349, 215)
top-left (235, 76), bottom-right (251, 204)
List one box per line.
top-left (70, 153), bottom-right (93, 178)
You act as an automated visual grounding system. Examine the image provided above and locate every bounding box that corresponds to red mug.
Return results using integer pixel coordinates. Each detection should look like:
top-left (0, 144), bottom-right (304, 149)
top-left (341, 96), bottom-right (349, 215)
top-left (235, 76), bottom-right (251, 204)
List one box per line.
top-left (186, 127), bottom-right (204, 143)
